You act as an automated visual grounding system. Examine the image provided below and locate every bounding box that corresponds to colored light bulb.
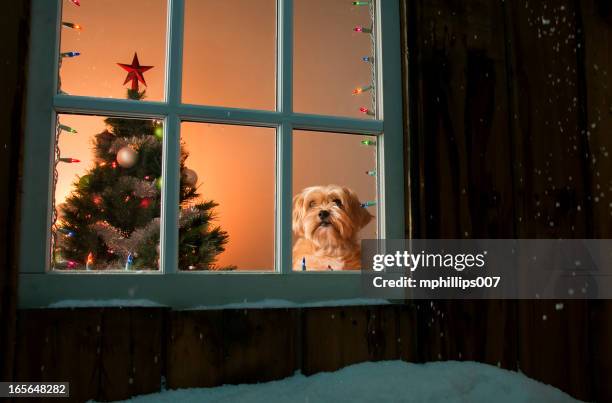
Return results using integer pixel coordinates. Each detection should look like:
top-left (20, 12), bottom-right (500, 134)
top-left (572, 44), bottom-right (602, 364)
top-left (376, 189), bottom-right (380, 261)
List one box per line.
top-left (70, 0), bottom-right (80, 6)
top-left (61, 51), bottom-right (81, 58)
top-left (362, 56), bottom-right (374, 63)
top-left (353, 85), bottom-right (373, 95)
top-left (352, 1), bottom-right (369, 5)
top-left (62, 22), bottom-right (82, 30)
top-left (361, 140), bottom-right (377, 146)
top-left (139, 198), bottom-right (152, 209)
top-left (361, 201), bottom-right (377, 208)
top-left (354, 26), bottom-right (372, 34)
top-left (59, 157), bottom-right (80, 163)
top-left (125, 253), bottom-right (134, 271)
top-left (366, 170), bottom-right (377, 176)
top-left (59, 124), bottom-right (77, 133)
top-left (85, 252), bottom-right (94, 270)
top-left (67, 261), bottom-right (77, 269)
top-left (359, 107), bottom-right (375, 116)
top-left (58, 228), bottom-right (75, 237)
top-left (154, 127), bottom-right (163, 139)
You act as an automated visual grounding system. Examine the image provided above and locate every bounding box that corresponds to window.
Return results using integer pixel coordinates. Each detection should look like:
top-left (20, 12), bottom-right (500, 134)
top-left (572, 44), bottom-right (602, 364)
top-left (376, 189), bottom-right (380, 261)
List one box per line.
top-left (20, 0), bottom-right (404, 307)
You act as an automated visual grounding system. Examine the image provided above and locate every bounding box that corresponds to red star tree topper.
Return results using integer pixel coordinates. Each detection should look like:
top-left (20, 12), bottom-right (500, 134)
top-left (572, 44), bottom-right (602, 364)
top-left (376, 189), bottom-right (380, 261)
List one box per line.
top-left (117, 53), bottom-right (153, 92)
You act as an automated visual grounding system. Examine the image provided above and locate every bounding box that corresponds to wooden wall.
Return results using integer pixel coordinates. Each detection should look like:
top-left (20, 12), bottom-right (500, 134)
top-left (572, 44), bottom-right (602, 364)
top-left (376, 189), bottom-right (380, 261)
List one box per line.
top-left (404, 0), bottom-right (612, 402)
top-left (2, 0), bottom-right (612, 402)
top-left (0, 0), bottom-right (29, 385)
top-left (13, 306), bottom-right (416, 403)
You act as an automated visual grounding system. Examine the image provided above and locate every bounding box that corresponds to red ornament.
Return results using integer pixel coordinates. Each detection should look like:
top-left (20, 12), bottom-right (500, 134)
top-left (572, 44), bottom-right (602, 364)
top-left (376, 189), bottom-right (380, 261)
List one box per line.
top-left (139, 198), bottom-right (152, 209)
top-left (117, 53), bottom-right (153, 91)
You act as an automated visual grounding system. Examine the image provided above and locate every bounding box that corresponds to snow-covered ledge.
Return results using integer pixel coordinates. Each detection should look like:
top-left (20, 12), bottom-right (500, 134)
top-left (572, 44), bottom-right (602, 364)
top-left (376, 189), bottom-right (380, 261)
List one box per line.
top-left (46, 298), bottom-right (391, 310)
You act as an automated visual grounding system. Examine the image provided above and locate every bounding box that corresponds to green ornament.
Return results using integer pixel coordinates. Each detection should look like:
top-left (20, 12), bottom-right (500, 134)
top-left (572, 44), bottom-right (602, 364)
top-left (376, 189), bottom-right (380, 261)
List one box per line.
top-left (78, 174), bottom-right (92, 190)
top-left (154, 127), bottom-right (163, 139)
top-left (155, 177), bottom-right (163, 190)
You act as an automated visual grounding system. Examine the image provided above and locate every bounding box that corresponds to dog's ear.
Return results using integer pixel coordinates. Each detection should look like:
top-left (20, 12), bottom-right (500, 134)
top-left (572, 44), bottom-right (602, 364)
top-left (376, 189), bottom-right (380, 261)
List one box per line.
top-left (292, 192), bottom-right (305, 237)
top-left (343, 187), bottom-right (373, 229)
top-left (357, 205), bottom-right (374, 229)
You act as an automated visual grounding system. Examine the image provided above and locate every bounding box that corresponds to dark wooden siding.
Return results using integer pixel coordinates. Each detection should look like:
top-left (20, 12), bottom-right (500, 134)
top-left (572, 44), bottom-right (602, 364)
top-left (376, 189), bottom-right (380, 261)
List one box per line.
top-left (2, 1), bottom-right (612, 403)
top-left (14, 306), bottom-right (415, 403)
top-left (405, 1), bottom-right (612, 402)
top-left (0, 0), bottom-right (29, 385)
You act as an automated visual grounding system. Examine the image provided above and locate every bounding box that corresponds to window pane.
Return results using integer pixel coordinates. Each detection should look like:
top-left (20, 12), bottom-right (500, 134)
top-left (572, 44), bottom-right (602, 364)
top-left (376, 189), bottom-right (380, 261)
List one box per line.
top-left (180, 123), bottom-right (276, 271)
top-left (58, 0), bottom-right (166, 100)
top-left (294, 0), bottom-right (378, 118)
top-left (183, 0), bottom-right (276, 110)
top-left (293, 130), bottom-right (378, 271)
top-left (52, 114), bottom-right (163, 271)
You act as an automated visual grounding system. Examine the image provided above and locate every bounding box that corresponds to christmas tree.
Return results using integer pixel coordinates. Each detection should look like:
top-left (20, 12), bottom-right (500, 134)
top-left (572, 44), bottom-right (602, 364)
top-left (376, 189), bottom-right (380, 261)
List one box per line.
top-left (54, 53), bottom-right (229, 271)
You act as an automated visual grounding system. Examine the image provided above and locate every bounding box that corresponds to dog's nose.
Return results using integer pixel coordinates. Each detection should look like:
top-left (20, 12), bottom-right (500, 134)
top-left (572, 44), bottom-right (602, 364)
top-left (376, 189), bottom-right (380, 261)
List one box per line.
top-left (318, 210), bottom-right (330, 220)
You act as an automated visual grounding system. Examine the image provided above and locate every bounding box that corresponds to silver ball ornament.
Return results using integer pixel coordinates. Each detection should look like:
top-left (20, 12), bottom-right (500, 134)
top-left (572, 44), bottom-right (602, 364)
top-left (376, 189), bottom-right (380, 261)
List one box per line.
top-left (182, 168), bottom-right (198, 187)
top-left (117, 146), bottom-right (139, 168)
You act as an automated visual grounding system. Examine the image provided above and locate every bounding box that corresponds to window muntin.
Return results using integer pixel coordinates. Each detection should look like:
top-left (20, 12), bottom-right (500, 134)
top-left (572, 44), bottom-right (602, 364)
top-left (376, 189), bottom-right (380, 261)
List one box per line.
top-left (20, 0), bottom-right (404, 307)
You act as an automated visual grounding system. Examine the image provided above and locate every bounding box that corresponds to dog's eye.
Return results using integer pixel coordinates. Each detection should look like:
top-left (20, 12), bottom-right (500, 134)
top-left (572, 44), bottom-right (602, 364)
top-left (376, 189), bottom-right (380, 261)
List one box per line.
top-left (308, 201), bottom-right (316, 209)
top-left (333, 199), bottom-right (343, 208)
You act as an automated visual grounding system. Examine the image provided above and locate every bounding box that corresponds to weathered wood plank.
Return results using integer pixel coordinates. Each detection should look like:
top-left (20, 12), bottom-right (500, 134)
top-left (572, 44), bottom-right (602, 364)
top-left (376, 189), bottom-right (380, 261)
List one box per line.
top-left (413, 300), bottom-right (516, 368)
top-left (517, 300), bottom-right (592, 401)
top-left (301, 306), bottom-right (402, 375)
top-left (97, 308), bottom-right (164, 402)
top-left (506, 0), bottom-right (590, 238)
top-left (14, 309), bottom-right (103, 403)
top-left (588, 300), bottom-right (612, 402)
top-left (406, 0), bottom-right (516, 238)
top-left (0, 0), bottom-right (29, 383)
top-left (166, 308), bottom-right (297, 389)
top-left (581, 0), bottom-right (612, 238)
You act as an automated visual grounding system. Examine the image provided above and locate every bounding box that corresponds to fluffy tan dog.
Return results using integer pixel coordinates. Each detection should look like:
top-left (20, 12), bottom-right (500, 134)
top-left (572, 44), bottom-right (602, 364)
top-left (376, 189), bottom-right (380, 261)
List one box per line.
top-left (292, 185), bottom-right (373, 271)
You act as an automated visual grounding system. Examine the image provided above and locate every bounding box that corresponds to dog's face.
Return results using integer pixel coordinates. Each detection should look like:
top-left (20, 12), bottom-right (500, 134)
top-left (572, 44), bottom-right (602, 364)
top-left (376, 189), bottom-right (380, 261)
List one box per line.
top-left (292, 185), bottom-right (373, 248)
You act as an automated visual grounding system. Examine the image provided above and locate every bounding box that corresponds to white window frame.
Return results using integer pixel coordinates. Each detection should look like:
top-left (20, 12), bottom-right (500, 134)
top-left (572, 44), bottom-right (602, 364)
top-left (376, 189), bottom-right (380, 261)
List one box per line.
top-left (19, 0), bottom-right (404, 308)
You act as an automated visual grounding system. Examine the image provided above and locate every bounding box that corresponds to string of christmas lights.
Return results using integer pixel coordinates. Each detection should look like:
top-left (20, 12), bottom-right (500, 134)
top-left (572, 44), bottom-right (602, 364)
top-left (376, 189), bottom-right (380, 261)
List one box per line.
top-left (61, 51), bottom-right (81, 58)
top-left (352, 1), bottom-right (378, 211)
top-left (352, 0), bottom-right (377, 118)
top-left (53, 2), bottom-right (84, 266)
top-left (59, 124), bottom-right (77, 133)
top-left (62, 22), bottom-right (82, 30)
top-left (50, 122), bottom-right (62, 265)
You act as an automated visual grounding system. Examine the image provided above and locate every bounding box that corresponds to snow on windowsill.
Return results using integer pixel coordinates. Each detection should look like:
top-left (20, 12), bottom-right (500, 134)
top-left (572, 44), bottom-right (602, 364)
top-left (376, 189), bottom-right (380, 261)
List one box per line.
top-left (47, 298), bottom-right (391, 310)
top-left (106, 360), bottom-right (582, 403)
top-left (48, 299), bottom-right (166, 309)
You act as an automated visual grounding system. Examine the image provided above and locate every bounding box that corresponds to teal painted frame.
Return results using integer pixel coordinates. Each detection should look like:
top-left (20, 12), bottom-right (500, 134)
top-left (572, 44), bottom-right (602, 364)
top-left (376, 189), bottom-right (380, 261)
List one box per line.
top-left (19, 0), bottom-right (405, 308)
